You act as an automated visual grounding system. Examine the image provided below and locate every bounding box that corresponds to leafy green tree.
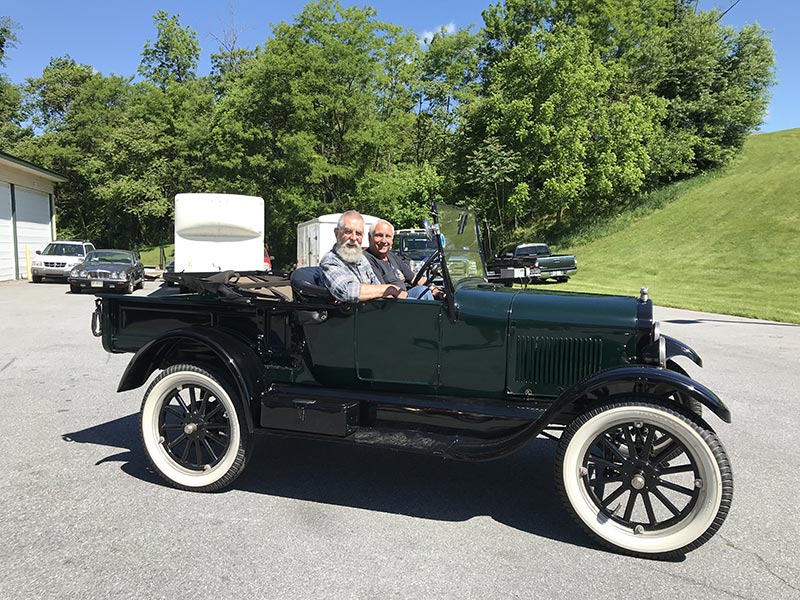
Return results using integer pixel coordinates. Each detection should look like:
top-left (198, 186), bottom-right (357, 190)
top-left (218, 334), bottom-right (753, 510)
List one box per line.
top-left (14, 68), bottom-right (133, 243)
top-left (473, 0), bottom-right (773, 242)
top-left (0, 78), bottom-right (27, 149)
top-left (1, 16), bottom-right (20, 66)
top-left (90, 80), bottom-right (216, 247)
top-left (465, 22), bottom-right (664, 242)
top-left (653, 10), bottom-right (775, 173)
top-left (138, 11), bottom-right (200, 90)
top-left (21, 56), bottom-right (94, 131)
top-left (212, 0), bottom-right (426, 262)
top-left (414, 27), bottom-right (481, 172)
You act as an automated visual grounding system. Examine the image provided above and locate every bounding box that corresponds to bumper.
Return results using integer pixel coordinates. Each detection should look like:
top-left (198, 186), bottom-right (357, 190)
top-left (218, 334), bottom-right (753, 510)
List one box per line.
top-left (68, 277), bottom-right (129, 291)
top-left (539, 268), bottom-right (577, 279)
top-left (31, 265), bottom-right (73, 278)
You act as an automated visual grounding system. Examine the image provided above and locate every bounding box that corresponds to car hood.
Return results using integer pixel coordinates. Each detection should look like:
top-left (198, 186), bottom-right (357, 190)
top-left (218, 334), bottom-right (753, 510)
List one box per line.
top-left (454, 280), bottom-right (641, 331)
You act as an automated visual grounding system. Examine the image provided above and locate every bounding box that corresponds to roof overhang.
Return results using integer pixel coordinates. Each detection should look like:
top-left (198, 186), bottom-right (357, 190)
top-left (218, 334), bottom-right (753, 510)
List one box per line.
top-left (0, 151), bottom-right (68, 183)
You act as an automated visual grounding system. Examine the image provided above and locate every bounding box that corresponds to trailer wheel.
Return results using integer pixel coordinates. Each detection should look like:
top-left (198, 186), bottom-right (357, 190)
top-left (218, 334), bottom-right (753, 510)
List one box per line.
top-left (140, 364), bottom-right (251, 492)
top-left (555, 398), bottom-right (732, 559)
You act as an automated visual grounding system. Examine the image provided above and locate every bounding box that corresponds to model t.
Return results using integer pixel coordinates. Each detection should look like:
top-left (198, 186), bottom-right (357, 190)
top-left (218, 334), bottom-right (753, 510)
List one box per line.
top-left (93, 202), bottom-right (732, 559)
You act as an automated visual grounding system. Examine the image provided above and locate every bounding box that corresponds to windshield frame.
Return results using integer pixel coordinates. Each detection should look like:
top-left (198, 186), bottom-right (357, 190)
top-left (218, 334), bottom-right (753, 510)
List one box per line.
top-left (428, 202), bottom-right (488, 321)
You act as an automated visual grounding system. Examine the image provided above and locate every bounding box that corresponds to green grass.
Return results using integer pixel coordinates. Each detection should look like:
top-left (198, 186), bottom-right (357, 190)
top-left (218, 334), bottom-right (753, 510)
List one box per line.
top-left (139, 244), bottom-right (173, 267)
top-left (549, 129), bottom-right (800, 323)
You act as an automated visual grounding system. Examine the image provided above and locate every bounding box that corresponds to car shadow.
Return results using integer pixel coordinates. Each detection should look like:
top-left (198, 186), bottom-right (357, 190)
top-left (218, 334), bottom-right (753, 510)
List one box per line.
top-left (62, 413), bottom-right (611, 554)
top-left (663, 318), bottom-right (798, 328)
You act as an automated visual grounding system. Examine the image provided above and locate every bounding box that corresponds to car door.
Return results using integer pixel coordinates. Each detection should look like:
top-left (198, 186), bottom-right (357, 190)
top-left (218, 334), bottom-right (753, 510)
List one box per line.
top-left (354, 298), bottom-right (442, 390)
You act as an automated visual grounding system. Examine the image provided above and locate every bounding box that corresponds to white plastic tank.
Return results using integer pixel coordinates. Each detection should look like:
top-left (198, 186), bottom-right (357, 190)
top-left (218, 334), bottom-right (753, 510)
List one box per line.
top-left (174, 193), bottom-right (265, 273)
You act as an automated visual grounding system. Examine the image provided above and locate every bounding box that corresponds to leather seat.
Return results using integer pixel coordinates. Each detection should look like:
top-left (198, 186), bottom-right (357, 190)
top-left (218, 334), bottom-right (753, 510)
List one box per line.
top-left (290, 267), bottom-right (335, 302)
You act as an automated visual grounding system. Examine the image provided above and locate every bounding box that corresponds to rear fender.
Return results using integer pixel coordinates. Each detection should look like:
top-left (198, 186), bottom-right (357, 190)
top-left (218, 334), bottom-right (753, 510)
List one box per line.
top-left (554, 365), bottom-right (731, 423)
top-left (117, 327), bottom-right (265, 432)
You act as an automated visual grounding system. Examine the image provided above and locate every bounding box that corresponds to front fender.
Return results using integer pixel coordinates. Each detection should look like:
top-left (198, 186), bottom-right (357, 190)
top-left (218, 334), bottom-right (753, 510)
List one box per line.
top-left (554, 365), bottom-right (731, 423)
top-left (641, 334), bottom-right (703, 368)
top-left (117, 327), bottom-right (266, 433)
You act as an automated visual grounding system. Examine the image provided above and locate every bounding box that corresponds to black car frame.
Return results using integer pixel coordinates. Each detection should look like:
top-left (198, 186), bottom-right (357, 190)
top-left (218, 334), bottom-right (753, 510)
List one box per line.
top-left (93, 203), bottom-right (732, 559)
top-left (69, 249), bottom-right (145, 294)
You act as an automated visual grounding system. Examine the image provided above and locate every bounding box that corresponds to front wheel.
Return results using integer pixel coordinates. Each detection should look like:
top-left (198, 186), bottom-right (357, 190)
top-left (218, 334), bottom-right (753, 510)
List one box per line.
top-left (70, 284), bottom-right (81, 294)
top-left (140, 364), bottom-right (251, 492)
top-left (555, 398), bottom-right (732, 559)
top-left (32, 276), bottom-right (43, 283)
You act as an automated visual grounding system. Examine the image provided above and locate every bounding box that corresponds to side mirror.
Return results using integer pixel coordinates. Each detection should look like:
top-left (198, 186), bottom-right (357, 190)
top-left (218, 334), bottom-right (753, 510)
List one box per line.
top-left (35, 250), bottom-right (41, 255)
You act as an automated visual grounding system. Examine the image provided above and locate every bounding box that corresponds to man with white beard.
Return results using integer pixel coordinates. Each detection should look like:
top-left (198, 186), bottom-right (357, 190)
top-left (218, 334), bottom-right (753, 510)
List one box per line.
top-left (320, 210), bottom-right (408, 302)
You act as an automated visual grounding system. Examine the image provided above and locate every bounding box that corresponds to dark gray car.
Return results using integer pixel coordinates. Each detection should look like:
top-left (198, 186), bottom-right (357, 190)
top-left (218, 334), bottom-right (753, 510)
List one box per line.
top-left (67, 249), bottom-right (144, 294)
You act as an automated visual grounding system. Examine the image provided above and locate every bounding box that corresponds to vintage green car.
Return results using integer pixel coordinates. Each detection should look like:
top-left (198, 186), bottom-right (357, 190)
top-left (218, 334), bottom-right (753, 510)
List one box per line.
top-left (94, 203), bottom-right (732, 559)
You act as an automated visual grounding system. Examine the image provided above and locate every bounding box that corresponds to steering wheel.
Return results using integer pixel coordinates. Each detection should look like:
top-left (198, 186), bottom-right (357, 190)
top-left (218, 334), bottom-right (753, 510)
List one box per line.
top-left (411, 249), bottom-right (442, 287)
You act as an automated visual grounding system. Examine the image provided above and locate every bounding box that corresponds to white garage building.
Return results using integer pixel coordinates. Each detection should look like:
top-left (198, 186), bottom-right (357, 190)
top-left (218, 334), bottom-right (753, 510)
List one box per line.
top-left (0, 151), bottom-right (67, 282)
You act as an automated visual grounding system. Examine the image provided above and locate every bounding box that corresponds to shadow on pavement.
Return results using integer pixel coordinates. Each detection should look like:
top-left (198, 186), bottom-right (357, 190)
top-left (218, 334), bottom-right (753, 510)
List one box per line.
top-left (61, 413), bottom-right (615, 554)
top-left (664, 318), bottom-right (798, 328)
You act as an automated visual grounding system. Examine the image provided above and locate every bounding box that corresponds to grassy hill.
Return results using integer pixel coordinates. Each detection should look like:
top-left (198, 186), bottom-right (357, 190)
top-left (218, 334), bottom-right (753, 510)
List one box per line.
top-left (553, 128), bottom-right (800, 324)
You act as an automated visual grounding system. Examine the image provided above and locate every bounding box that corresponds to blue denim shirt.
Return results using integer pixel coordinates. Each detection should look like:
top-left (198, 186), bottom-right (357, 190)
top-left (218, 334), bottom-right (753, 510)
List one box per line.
top-left (320, 246), bottom-right (379, 303)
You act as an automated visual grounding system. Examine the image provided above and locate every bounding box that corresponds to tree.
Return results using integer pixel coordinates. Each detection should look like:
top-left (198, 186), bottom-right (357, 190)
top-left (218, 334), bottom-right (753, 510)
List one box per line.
top-left (21, 56), bottom-right (94, 131)
top-left (138, 11), bottom-right (200, 90)
top-left (1, 16), bottom-right (20, 67)
top-left (414, 27), bottom-right (481, 171)
top-left (212, 0), bottom-right (427, 262)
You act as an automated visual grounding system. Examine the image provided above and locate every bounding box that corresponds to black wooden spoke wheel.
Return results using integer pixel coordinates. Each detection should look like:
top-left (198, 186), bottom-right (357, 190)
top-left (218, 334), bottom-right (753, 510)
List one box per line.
top-left (140, 364), bottom-right (250, 492)
top-left (555, 398), bottom-right (732, 559)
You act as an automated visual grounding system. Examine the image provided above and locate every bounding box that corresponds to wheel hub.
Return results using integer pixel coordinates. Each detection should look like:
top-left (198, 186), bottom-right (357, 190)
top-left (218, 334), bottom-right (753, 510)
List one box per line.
top-left (183, 422), bottom-right (198, 435)
top-left (630, 474), bottom-right (646, 490)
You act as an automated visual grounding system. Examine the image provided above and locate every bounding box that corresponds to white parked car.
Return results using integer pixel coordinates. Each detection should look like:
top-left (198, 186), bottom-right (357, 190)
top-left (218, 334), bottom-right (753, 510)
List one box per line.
top-left (30, 240), bottom-right (95, 283)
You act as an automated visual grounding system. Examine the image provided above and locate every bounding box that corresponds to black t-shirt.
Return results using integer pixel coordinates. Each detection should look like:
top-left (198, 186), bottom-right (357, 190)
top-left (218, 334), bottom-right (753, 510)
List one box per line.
top-left (365, 250), bottom-right (414, 290)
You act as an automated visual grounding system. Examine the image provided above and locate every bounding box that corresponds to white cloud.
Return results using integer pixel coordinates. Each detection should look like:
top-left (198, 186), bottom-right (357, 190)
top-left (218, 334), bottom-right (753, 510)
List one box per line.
top-left (420, 22), bottom-right (457, 46)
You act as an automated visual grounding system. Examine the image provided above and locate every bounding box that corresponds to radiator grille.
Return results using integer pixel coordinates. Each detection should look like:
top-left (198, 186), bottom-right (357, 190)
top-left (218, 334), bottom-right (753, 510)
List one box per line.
top-left (515, 336), bottom-right (603, 386)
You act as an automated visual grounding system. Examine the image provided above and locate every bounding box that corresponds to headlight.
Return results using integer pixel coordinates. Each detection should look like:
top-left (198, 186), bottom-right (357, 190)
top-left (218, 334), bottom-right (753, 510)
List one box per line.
top-left (80, 270), bottom-right (88, 277)
top-left (70, 268), bottom-right (79, 276)
top-left (111, 271), bottom-right (121, 278)
top-left (32, 260), bottom-right (42, 267)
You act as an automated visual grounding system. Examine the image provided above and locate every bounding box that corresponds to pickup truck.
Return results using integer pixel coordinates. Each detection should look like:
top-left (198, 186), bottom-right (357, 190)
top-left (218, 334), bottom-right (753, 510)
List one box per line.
top-left (90, 203), bottom-right (732, 559)
top-left (487, 243), bottom-right (577, 284)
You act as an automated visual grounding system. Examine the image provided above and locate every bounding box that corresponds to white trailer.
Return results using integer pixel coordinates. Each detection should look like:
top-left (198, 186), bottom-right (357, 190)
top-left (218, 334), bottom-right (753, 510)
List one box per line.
top-left (174, 193), bottom-right (265, 273)
top-left (296, 212), bottom-right (379, 268)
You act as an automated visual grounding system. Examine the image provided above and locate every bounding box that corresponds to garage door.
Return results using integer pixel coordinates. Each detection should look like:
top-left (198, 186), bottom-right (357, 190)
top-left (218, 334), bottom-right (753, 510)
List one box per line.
top-left (14, 186), bottom-right (53, 278)
top-left (0, 183), bottom-right (12, 281)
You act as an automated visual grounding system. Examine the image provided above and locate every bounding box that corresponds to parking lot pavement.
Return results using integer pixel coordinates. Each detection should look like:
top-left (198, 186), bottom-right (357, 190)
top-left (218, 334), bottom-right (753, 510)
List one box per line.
top-left (1, 279), bottom-right (799, 600)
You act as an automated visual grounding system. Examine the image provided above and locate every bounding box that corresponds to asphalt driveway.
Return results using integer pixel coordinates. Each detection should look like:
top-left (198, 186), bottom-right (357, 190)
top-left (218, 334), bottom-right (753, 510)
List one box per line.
top-left (1, 279), bottom-right (798, 600)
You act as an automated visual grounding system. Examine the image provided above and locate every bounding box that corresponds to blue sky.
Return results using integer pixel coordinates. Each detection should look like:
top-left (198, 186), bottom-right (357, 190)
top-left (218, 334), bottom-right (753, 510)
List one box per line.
top-left (2, 0), bottom-right (796, 132)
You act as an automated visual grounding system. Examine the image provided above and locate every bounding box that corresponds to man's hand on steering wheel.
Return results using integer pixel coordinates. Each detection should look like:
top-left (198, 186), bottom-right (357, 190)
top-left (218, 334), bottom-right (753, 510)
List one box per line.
top-left (411, 249), bottom-right (441, 287)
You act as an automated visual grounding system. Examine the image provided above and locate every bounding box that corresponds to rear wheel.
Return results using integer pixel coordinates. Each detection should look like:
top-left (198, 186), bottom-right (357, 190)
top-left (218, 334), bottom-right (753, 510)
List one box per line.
top-left (555, 398), bottom-right (732, 559)
top-left (140, 364), bottom-right (251, 492)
